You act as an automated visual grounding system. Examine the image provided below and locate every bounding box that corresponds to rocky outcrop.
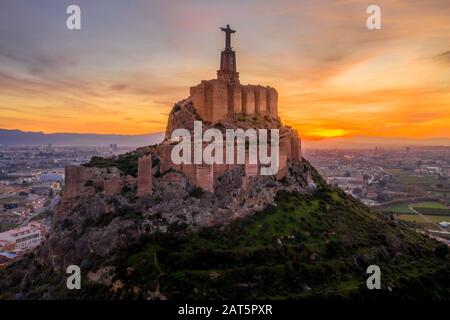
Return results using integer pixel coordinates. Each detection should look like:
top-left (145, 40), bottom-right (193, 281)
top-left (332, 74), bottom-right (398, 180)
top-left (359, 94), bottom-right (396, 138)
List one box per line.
top-left (40, 97), bottom-right (312, 273)
top-left (164, 98), bottom-right (201, 139)
top-left (165, 98), bottom-right (286, 139)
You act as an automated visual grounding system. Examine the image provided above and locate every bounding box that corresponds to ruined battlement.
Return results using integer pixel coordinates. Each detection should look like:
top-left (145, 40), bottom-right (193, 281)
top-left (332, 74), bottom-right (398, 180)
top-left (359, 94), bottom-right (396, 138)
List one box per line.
top-left (64, 165), bottom-right (133, 199)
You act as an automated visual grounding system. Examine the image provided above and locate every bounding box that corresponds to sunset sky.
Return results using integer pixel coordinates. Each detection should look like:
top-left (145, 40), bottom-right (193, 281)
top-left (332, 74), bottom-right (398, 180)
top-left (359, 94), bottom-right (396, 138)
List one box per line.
top-left (0, 0), bottom-right (449, 142)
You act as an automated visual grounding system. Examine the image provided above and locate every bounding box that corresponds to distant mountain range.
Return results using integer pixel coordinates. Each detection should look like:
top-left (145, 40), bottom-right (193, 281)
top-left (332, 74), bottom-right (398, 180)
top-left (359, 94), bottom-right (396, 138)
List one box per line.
top-left (1, 129), bottom-right (449, 149)
top-left (0, 129), bottom-right (164, 147)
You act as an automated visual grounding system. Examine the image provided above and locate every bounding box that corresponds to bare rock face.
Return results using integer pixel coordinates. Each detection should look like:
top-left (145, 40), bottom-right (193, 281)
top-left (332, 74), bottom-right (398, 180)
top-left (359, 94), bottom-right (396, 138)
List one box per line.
top-left (36, 194), bottom-right (143, 272)
top-left (165, 98), bottom-right (292, 139)
top-left (165, 98), bottom-right (201, 139)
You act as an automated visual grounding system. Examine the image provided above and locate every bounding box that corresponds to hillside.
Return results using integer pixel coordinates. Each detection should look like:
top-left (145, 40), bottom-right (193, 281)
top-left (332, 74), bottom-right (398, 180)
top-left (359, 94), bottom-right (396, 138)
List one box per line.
top-left (0, 161), bottom-right (448, 299)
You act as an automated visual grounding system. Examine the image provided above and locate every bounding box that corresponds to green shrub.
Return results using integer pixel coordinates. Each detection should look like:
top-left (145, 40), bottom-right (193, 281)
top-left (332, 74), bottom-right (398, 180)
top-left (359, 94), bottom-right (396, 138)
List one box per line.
top-left (189, 186), bottom-right (204, 198)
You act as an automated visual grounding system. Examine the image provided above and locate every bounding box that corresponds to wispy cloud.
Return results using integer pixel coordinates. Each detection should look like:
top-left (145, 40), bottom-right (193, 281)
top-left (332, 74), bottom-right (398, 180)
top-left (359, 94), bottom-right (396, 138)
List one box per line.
top-left (0, 0), bottom-right (449, 139)
top-left (433, 51), bottom-right (450, 64)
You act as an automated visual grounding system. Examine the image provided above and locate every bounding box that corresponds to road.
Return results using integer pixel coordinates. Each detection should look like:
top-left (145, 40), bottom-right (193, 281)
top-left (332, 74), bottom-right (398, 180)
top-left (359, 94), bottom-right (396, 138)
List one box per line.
top-left (409, 205), bottom-right (450, 247)
top-left (408, 205), bottom-right (448, 233)
top-left (19, 195), bottom-right (60, 227)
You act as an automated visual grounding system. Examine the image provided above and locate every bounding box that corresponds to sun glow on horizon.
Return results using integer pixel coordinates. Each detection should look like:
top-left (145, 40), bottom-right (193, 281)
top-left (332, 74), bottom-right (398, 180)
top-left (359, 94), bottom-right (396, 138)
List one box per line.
top-left (303, 129), bottom-right (352, 139)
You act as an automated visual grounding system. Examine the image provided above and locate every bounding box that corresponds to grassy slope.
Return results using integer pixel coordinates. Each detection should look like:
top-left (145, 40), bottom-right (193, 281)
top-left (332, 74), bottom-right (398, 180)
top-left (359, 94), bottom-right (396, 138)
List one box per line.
top-left (1, 185), bottom-right (449, 299)
top-left (75, 188), bottom-right (450, 300)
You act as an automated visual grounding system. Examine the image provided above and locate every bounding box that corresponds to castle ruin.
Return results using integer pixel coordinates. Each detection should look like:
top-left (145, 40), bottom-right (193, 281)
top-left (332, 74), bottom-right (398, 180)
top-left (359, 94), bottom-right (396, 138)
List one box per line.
top-left (63, 25), bottom-right (302, 199)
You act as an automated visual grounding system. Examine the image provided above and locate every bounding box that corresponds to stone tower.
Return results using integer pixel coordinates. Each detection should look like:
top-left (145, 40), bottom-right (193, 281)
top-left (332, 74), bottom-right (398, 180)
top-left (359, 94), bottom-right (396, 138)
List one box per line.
top-left (217, 25), bottom-right (239, 83)
top-left (137, 156), bottom-right (152, 196)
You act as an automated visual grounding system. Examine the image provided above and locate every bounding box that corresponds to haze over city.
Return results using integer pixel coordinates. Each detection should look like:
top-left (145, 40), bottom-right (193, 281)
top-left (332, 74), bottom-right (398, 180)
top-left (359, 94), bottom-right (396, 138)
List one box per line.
top-left (0, 0), bottom-right (449, 146)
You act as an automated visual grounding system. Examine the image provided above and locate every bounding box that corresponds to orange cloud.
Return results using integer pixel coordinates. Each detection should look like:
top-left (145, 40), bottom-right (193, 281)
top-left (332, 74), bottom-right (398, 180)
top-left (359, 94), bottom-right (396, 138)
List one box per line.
top-left (0, 0), bottom-right (449, 143)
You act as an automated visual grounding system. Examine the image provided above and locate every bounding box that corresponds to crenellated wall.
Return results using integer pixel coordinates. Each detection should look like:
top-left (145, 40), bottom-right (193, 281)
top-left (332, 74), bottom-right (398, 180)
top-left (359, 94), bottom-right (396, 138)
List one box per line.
top-left (190, 80), bottom-right (278, 123)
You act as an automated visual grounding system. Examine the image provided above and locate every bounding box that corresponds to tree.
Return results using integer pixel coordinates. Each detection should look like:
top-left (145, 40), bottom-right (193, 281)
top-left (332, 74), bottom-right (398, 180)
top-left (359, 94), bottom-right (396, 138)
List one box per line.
top-left (434, 244), bottom-right (448, 259)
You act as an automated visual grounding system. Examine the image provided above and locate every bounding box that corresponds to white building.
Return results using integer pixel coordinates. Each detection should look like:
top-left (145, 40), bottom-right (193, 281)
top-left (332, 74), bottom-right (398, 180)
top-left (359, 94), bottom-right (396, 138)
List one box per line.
top-left (438, 221), bottom-right (450, 228)
top-left (0, 222), bottom-right (44, 253)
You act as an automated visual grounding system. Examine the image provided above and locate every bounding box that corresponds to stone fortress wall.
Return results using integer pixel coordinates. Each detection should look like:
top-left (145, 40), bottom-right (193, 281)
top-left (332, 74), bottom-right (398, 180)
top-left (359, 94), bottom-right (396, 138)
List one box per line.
top-left (157, 133), bottom-right (301, 193)
top-left (64, 131), bottom-right (301, 199)
top-left (64, 165), bottom-right (129, 199)
top-left (190, 82), bottom-right (278, 123)
top-left (64, 156), bottom-right (152, 199)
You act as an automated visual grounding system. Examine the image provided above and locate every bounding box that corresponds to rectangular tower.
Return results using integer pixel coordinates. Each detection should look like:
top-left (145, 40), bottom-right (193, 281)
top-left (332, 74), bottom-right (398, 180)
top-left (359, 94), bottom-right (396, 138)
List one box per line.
top-left (137, 156), bottom-right (152, 196)
top-left (64, 166), bottom-right (86, 199)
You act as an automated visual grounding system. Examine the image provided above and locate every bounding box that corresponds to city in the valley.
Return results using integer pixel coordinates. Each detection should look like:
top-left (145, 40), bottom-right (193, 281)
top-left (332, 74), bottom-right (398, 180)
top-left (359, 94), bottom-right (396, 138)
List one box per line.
top-left (306, 146), bottom-right (450, 243)
top-left (0, 144), bottom-right (132, 265)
